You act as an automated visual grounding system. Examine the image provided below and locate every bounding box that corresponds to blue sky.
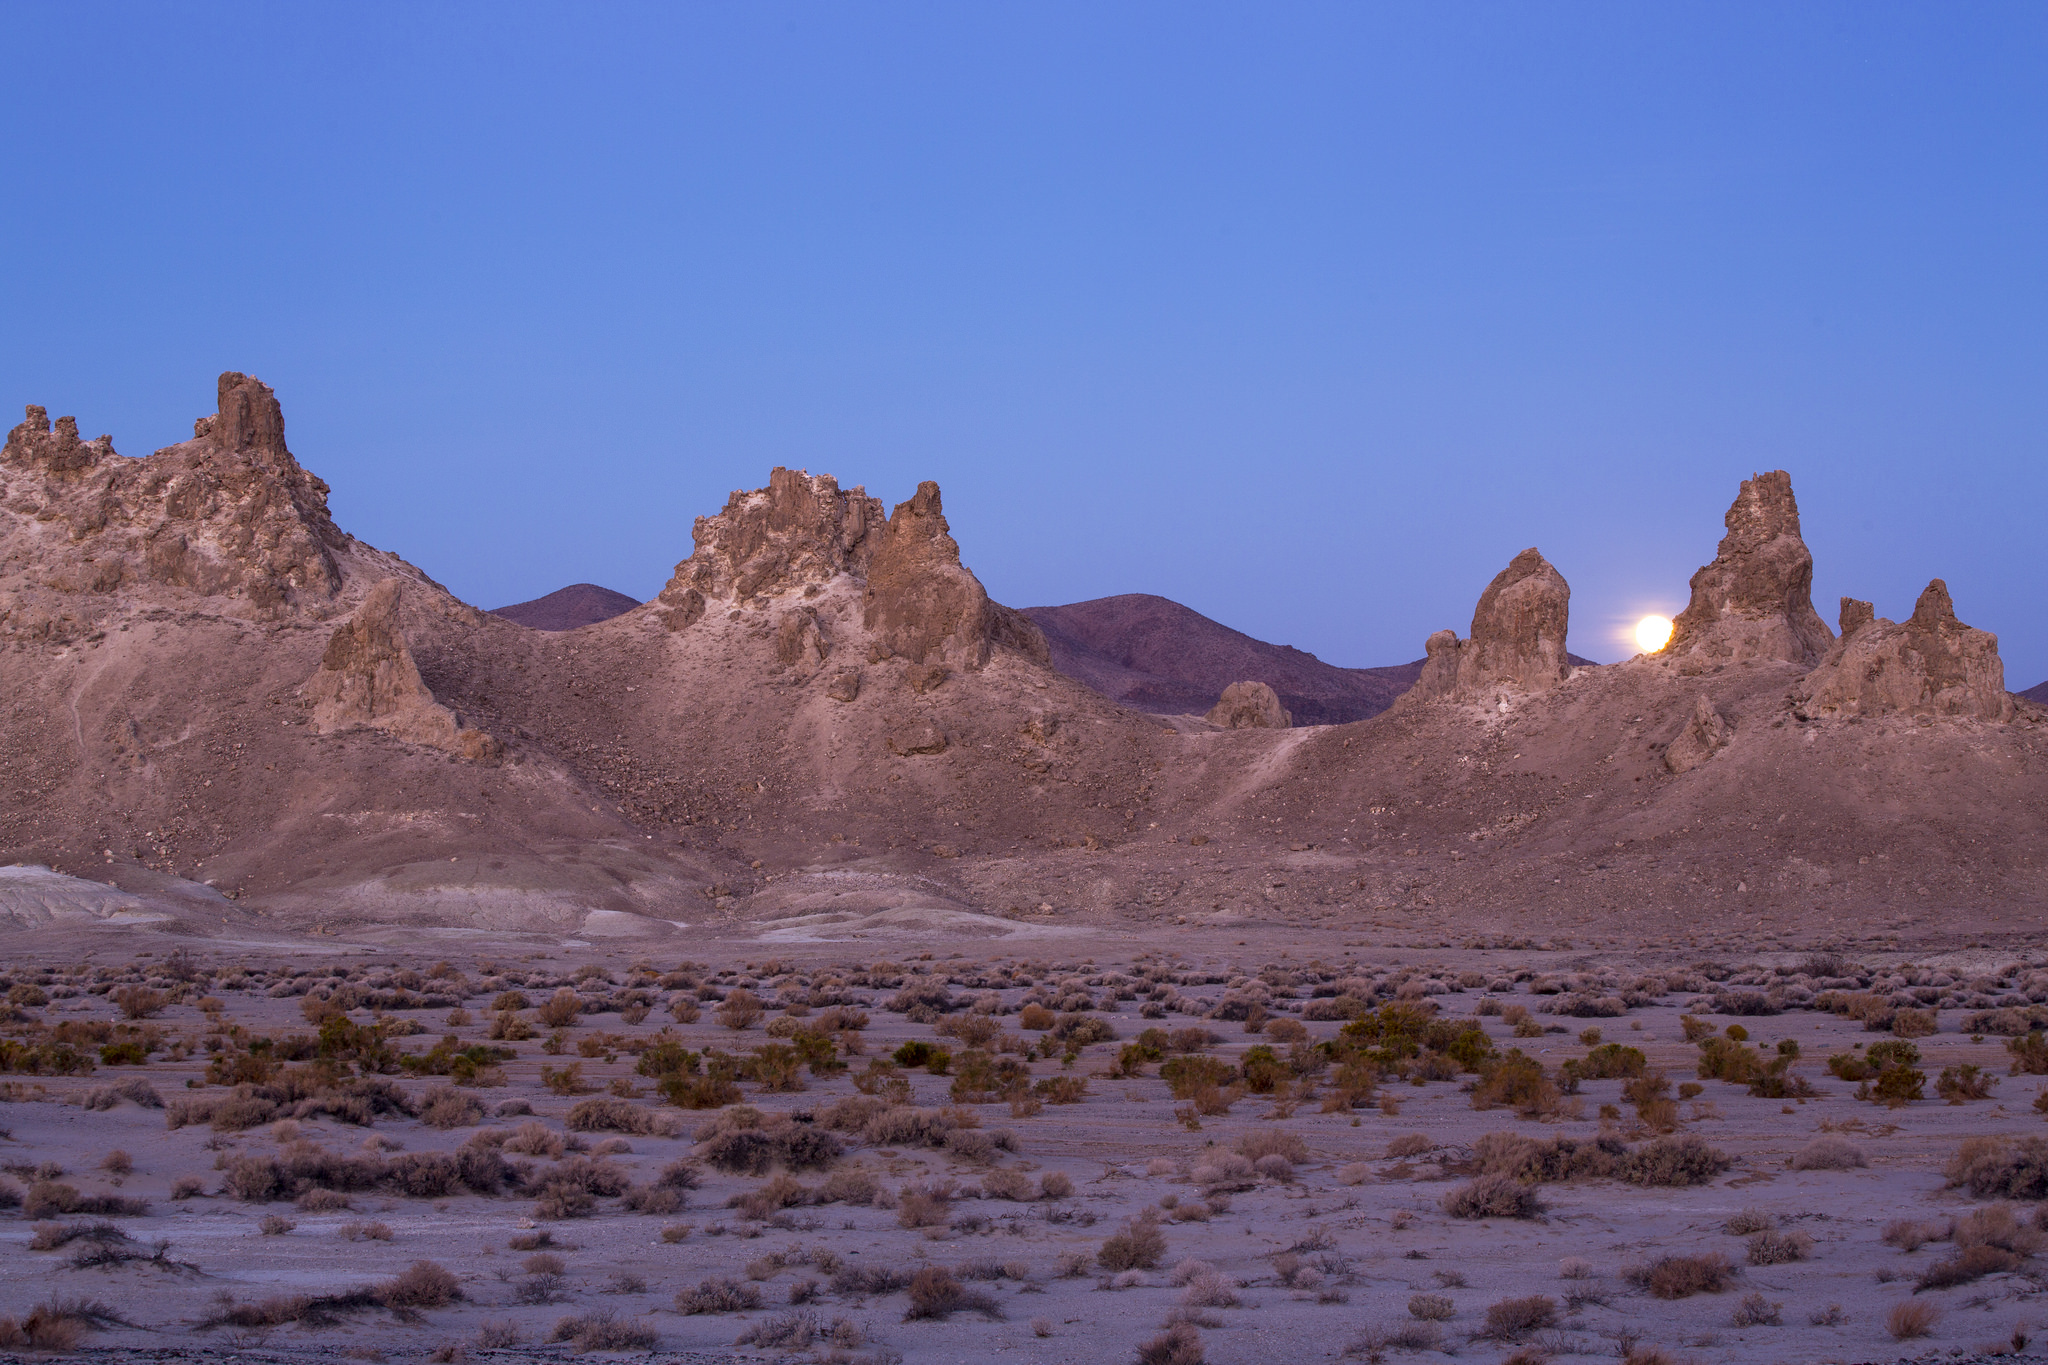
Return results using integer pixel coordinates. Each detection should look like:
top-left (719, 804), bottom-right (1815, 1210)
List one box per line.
top-left (4, 3), bottom-right (2043, 684)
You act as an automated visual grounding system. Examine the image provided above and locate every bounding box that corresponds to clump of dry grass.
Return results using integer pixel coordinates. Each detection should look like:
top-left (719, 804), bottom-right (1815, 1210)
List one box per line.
top-left (1617, 1135), bottom-right (1732, 1186)
top-left (1731, 1290), bottom-right (1782, 1326)
top-left (1882, 1218), bottom-right (1950, 1252)
top-left (1723, 1208), bottom-right (1774, 1235)
top-left (1407, 1293), bottom-right (1455, 1320)
top-left (1745, 1229), bottom-right (1812, 1265)
top-left (1134, 1322), bottom-right (1204, 1365)
top-left (1886, 1299), bottom-right (1940, 1340)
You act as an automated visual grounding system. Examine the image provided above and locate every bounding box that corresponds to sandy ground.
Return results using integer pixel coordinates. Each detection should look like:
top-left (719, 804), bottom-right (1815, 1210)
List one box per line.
top-left (2, 923), bottom-right (2047, 1365)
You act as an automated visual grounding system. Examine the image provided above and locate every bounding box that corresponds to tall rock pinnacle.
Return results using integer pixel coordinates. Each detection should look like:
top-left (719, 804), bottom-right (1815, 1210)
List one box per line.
top-left (1661, 471), bottom-right (1832, 667)
top-left (1400, 548), bottom-right (1571, 708)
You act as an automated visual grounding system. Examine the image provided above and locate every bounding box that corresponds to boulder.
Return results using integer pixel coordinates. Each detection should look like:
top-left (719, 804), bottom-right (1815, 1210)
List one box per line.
top-left (1792, 579), bottom-right (2014, 722)
top-left (1662, 471), bottom-right (1832, 666)
top-left (1205, 680), bottom-right (1292, 729)
top-left (1663, 695), bottom-right (1733, 774)
top-left (1399, 548), bottom-right (1571, 707)
top-left (303, 579), bottom-right (502, 761)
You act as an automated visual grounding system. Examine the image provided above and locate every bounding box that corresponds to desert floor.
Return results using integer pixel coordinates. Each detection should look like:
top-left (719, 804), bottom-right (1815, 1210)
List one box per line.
top-left (2, 921), bottom-right (2047, 1365)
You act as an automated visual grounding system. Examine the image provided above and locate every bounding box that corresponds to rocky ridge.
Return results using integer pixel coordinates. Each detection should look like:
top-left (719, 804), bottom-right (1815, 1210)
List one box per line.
top-left (0, 375), bottom-right (2042, 943)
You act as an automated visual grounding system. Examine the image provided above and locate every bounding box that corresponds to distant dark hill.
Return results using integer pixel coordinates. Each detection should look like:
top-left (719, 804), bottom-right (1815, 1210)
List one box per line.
top-left (2022, 680), bottom-right (2048, 706)
top-left (1021, 593), bottom-right (1428, 725)
top-left (490, 583), bottom-right (640, 632)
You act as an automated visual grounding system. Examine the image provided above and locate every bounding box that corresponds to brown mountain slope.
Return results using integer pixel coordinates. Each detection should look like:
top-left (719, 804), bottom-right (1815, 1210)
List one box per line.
top-left (491, 583), bottom-right (640, 632)
top-left (1023, 594), bottom-right (1427, 725)
top-left (2, 375), bottom-right (2043, 948)
top-left (2023, 680), bottom-right (2048, 706)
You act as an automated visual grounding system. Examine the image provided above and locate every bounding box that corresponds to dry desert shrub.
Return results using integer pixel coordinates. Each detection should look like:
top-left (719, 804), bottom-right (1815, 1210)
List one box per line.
top-left (904, 1265), bottom-right (1003, 1320)
top-left (1946, 1136), bottom-right (2048, 1200)
top-left (815, 1164), bottom-right (878, 1206)
top-left (1731, 1290), bottom-right (1782, 1326)
top-left (1481, 1294), bottom-right (1558, 1340)
top-left (1337, 1161), bottom-right (1372, 1186)
top-left (1098, 1211), bottom-right (1168, 1271)
top-left (1039, 1170), bottom-right (1074, 1199)
top-left (1135, 1323), bottom-right (1204, 1365)
top-left (675, 1277), bottom-right (762, 1314)
top-left (1882, 1218), bottom-right (1950, 1251)
top-left (413, 1090), bottom-right (484, 1135)
top-left (1954, 1203), bottom-right (2040, 1254)
top-left (383, 1260), bottom-right (462, 1309)
top-left (260, 1213), bottom-right (295, 1235)
top-left (1386, 1133), bottom-right (1435, 1158)
top-left (550, 1308), bottom-right (656, 1351)
top-left (1624, 1252), bottom-right (1737, 1299)
top-left (1179, 1269), bottom-right (1239, 1309)
top-left (981, 1167), bottom-right (1033, 1201)
top-left (1441, 1173), bottom-right (1544, 1220)
top-left (1190, 1151), bottom-right (1257, 1192)
top-left (1723, 1207), bottom-right (1774, 1235)
top-left (1618, 1135), bottom-right (1732, 1186)
top-left (1745, 1229), bottom-right (1812, 1265)
top-left (1236, 1130), bottom-right (1309, 1164)
top-left (832, 1264), bottom-right (912, 1295)
top-left (894, 1178), bottom-right (955, 1229)
top-left (1887, 1299), bottom-right (1940, 1340)
top-left (735, 1310), bottom-right (821, 1348)
top-left (296, 1188), bottom-right (350, 1212)
top-left (1407, 1292), bottom-right (1455, 1320)
top-left (563, 1096), bottom-right (683, 1136)
top-left (1557, 1257), bottom-right (1593, 1280)
top-left (1790, 1135), bottom-right (1868, 1170)
top-left (536, 989), bottom-right (584, 1029)
top-left (340, 1220), bottom-right (394, 1241)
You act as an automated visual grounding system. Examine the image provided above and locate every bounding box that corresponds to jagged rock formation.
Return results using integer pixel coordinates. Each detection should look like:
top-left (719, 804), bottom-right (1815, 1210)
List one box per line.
top-left (1400, 548), bottom-right (1571, 707)
top-left (657, 467), bottom-right (883, 628)
top-left (1662, 471), bottom-right (1832, 667)
top-left (1792, 580), bottom-right (2015, 723)
top-left (1206, 681), bottom-right (1292, 729)
top-left (304, 579), bottom-right (502, 761)
top-left (0, 373), bottom-right (348, 640)
top-left (1664, 695), bottom-right (1733, 774)
top-left (861, 481), bottom-right (1047, 670)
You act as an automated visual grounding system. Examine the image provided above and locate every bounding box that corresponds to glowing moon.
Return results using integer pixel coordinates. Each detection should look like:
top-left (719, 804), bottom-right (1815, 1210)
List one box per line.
top-left (1635, 614), bottom-right (1673, 653)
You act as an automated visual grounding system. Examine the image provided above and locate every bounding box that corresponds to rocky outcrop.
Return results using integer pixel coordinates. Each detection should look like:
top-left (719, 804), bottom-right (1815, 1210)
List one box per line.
top-left (1792, 580), bottom-right (2015, 723)
top-left (0, 373), bottom-right (346, 629)
top-left (303, 579), bottom-right (502, 761)
top-left (1400, 548), bottom-right (1571, 707)
top-left (1663, 695), bottom-right (1733, 774)
top-left (658, 467), bottom-right (883, 623)
top-left (1206, 681), bottom-right (1292, 729)
top-left (1662, 471), bottom-right (1832, 667)
top-left (861, 481), bottom-right (1048, 671)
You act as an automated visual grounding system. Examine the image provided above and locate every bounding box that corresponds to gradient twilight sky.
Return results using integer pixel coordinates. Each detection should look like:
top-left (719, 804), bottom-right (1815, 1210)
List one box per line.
top-left (4, 4), bottom-right (2044, 685)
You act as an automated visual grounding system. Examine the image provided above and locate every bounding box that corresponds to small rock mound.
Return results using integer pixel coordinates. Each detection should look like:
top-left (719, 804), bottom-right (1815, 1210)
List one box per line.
top-left (303, 579), bottom-right (503, 762)
top-left (1662, 471), bottom-right (1832, 667)
top-left (1664, 695), bottom-right (1733, 774)
top-left (1206, 680), bottom-right (1291, 729)
top-left (1792, 580), bottom-right (2014, 722)
top-left (1401, 548), bottom-right (1571, 707)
